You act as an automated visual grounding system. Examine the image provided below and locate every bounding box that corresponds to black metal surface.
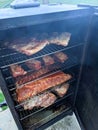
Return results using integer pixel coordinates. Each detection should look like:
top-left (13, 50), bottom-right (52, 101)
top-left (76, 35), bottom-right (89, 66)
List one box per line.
top-left (0, 5), bottom-right (92, 30)
top-left (71, 5), bottom-right (93, 110)
top-left (76, 14), bottom-right (98, 130)
top-left (34, 109), bottom-right (73, 130)
top-left (76, 67), bottom-right (98, 130)
top-left (26, 109), bottom-right (72, 130)
top-left (74, 108), bottom-right (85, 130)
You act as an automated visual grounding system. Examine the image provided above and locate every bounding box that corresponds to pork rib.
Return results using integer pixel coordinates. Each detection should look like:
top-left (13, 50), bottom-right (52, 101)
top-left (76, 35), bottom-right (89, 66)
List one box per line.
top-left (23, 92), bottom-right (57, 110)
top-left (16, 71), bottom-right (72, 102)
top-left (20, 40), bottom-right (49, 55)
top-left (8, 32), bottom-right (71, 56)
top-left (10, 64), bottom-right (27, 78)
top-left (16, 67), bottom-right (49, 86)
top-left (54, 52), bottom-right (68, 63)
top-left (49, 32), bottom-right (71, 46)
top-left (25, 59), bottom-right (42, 70)
top-left (54, 83), bottom-right (69, 97)
top-left (42, 55), bottom-right (55, 66)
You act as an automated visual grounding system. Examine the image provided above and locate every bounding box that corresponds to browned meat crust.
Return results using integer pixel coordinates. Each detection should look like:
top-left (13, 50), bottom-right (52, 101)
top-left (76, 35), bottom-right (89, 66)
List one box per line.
top-left (54, 83), bottom-right (69, 97)
top-left (16, 71), bottom-right (72, 102)
top-left (54, 52), bottom-right (68, 63)
top-left (25, 59), bottom-right (42, 70)
top-left (42, 55), bottom-right (55, 66)
top-left (23, 92), bottom-right (57, 110)
top-left (8, 32), bottom-right (71, 56)
top-left (10, 64), bottom-right (27, 77)
top-left (48, 32), bottom-right (71, 46)
top-left (16, 67), bottom-right (49, 86)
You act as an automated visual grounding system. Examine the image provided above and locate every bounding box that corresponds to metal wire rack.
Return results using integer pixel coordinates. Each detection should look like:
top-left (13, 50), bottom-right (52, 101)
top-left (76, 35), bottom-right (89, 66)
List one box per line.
top-left (1, 53), bottom-right (79, 91)
top-left (0, 43), bottom-right (83, 68)
top-left (18, 92), bottom-right (73, 121)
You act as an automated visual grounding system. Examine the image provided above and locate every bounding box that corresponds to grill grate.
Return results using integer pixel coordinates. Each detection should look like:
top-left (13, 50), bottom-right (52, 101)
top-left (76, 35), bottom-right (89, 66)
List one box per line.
top-left (23, 106), bottom-right (72, 130)
top-left (2, 65), bottom-right (74, 121)
top-left (12, 76), bottom-right (75, 109)
top-left (17, 93), bottom-right (73, 121)
top-left (0, 42), bottom-right (83, 124)
top-left (1, 53), bottom-right (79, 91)
top-left (0, 43), bottom-right (83, 68)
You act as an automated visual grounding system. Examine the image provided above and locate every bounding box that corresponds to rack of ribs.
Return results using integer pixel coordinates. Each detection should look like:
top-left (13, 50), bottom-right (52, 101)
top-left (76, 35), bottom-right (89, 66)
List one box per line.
top-left (16, 71), bottom-right (72, 102)
top-left (54, 52), bottom-right (68, 63)
top-left (54, 83), bottom-right (69, 97)
top-left (10, 64), bottom-right (27, 77)
top-left (42, 55), bottom-right (55, 66)
top-left (8, 32), bottom-right (71, 56)
top-left (23, 92), bottom-right (57, 110)
top-left (11, 39), bottom-right (49, 56)
top-left (48, 32), bottom-right (71, 46)
top-left (15, 67), bottom-right (50, 86)
top-left (25, 59), bottom-right (42, 70)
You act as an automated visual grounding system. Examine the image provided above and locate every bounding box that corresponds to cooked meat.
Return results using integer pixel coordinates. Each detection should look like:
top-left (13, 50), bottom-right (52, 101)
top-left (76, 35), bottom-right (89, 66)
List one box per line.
top-left (16, 65), bottom-right (62, 86)
top-left (10, 65), bottom-right (27, 78)
top-left (42, 55), bottom-right (54, 66)
top-left (8, 32), bottom-right (70, 56)
top-left (54, 83), bottom-right (69, 97)
top-left (20, 40), bottom-right (49, 55)
top-left (23, 92), bottom-right (56, 110)
top-left (25, 59), bottom-right (41, 70)
top-left (11, 39), bottom-right (49, 56)
top-left (54, 52), bottom-right (68, 63)
top-left (49, 32), bottom-right (71, 46)
top-left (16, 67), bottom-right (50, 86)
top-left (11, 38), bottom-right (36, 51)
top-left (16, 71), bottom-right (72, 102)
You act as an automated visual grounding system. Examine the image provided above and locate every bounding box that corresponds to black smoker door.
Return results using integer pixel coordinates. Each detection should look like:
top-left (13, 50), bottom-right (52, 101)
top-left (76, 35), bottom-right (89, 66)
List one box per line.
top-left (76, 13), bottom-right (98, 130)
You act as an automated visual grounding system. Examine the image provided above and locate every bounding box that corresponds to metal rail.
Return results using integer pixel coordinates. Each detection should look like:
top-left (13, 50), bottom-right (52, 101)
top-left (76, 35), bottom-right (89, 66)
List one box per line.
top-left (6, 59), bottom-right (78, 91)
top-left (0, 43), bottom-right (84, 68)
top-left (19, 93), bottom-right (73, 120)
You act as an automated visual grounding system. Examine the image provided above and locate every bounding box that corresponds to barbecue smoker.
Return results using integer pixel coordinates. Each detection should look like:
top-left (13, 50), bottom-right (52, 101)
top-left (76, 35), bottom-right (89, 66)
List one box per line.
top-left (0, 4), bottom-right (98, 130)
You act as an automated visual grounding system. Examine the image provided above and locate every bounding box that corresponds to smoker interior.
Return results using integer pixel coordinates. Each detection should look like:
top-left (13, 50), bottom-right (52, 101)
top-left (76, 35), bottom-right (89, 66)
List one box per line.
top-left (0, 8), bottom-right (92, 130)
top-left (75, 13), bottom-right (98, 130)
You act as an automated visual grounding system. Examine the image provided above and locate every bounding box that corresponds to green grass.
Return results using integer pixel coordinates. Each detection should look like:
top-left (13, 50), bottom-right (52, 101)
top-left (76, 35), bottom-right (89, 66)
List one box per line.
top-left (0, 0), bottom-right (98, 8)
top-left (0, 92), bottom-right (8, 111)
top-left (0, 0), bottom-right (13, 8)
top-left (0, 92), bottom-right (5, 102)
